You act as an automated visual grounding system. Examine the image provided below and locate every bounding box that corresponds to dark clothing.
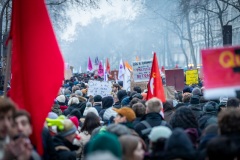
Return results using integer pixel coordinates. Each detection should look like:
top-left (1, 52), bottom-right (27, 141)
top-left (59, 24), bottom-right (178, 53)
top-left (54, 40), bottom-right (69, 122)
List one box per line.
top-left (63, 104), bottom-right (80, 116)
top-left (59, 105), bottom-right (68, 112)
top-left (53, 135), bottom-right (78, 160)
top-left (132, 117), bottom-right (142, 128)
top-left (198, 114), bottom-right (217, 131)
top-left (42, 127), bottom-right (57, 160)
top-left (113, 101), bottom-right (121, 109)
top-left (164, 110), bottom-right (174, 123)
top-left (134, 113), bottom-right (171, 141)
top-left (93, 103), bottom-right (102, 113)
top-left (189, 104), bottom-right (203, 120)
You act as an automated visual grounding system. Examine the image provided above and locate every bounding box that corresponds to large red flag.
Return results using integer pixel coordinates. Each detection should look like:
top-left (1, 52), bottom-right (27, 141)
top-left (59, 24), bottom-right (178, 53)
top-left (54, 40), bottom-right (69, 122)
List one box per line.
top-left (106, 58), bottom-right (110, 73)
top-left (9, 0), bottom-right (64, 155)
top-left (147, 53), bottom-right (166, 102)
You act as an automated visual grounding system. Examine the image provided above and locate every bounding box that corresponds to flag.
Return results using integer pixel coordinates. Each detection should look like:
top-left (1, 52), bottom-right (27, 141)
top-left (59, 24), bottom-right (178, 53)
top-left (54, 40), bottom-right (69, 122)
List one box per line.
top-left (87, 57), bottom-right (93, 71)
top-left (175, 64), bottom-right (179, 69)
top-left (124, 61), bottom-right (133, 71)
top-left (98, 61), bottom-right (104, 77)
top-left (106, 58), bottom-right (110, 73)
top-left (79, 66), bottom-right (82, 73)
top-left (123, 68), bottom-right (131, 91)
top-left (147, 52), bottom-right (166, 103)
top-left (95, 56), bottom-right (99, 65)
top-left (118, 59), bottom-right (125, 81)
top-left (104, 63), bottom-right (108, 81)
top-left (9, 0), bottom-right (64, 155)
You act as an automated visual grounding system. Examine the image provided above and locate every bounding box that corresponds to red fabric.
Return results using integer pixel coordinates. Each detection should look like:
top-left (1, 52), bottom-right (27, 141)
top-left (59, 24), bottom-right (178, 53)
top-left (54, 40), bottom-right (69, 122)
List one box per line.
top-left (70, 116), bottom-right (79, 129)
top-left (106, 58), bottom-right (110, 73)
top-left (60, 105), bottom-right (68, 112)
top-left (147, 53), bottom-right (166, 103)
top-left (9, 0), bottom-right (64, 155)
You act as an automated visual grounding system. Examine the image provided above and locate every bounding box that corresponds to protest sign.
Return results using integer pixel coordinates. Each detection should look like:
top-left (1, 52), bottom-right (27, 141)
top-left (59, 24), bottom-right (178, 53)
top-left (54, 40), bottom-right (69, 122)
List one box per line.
top-left (165, 69), bottom-right (185, 91)
top-left (201, 46), bottom-right (240, 99)
top-left (64, 69), bottom-right (73, 80)
top-left (132, 60), bottom-right (152, 82)
top-left (87, 80), bottom-right (112, 97)
top-left (186, 69), bottom-right (199, 85)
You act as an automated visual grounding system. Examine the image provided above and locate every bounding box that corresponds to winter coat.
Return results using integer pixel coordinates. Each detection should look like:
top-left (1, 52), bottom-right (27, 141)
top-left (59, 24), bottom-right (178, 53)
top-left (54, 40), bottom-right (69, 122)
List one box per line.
top-left (78, 131), bottom-right (91, 159)
top-left (63, 104), bottom-right (81, 116)
top-left (52, 104), bottom-right (62, 116)
top-left (42, 127), bottom-right (57, 160)
top-left (99, 107), bottom-right (117, 124)
top-left (132, 117), bottom-right (142, 128)
top-left (52, 135), bottom-right (78, 160)
top-left (198, 114), bottom-right (217, 131)
top-left (189, 104), bottom-right (203, 120)
top-left (134, 113), bottom-right (171, 141)
top-left (113, 101), bottom-right (121, 109)
top-left (59, 105), bottom-right (68, 112)
top-left (164, 110), bottom-right (174, 123)
top-left (93, 103), bottom-right (102, 113)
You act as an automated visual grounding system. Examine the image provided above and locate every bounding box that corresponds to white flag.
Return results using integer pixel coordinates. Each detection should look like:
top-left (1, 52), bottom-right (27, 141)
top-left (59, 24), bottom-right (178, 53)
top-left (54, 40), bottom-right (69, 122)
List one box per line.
top-left (118, 59), bottom-right (125, 81)
top-left (123, 68), bottom-right (131, 91)
top-left (104, 63), bottom-right (108, 81)
top-left (79, 66), bottom-right (82, 73)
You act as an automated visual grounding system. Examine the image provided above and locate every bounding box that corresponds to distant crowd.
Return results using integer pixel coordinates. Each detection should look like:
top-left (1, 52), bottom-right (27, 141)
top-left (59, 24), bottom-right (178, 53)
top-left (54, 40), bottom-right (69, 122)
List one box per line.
top-left (0, 74), bottom-right (240, 160)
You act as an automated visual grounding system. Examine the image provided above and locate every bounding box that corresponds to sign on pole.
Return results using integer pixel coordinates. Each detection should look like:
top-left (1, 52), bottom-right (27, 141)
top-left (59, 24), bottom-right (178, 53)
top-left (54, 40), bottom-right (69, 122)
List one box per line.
top-left (132, 60), bottom-right (152, 82)
top-left (87, 80), bottom-right (112, 97)
top-left (165, 69), bottom-right (185, 91)
top-left (186, 70), bottom-right (199, 85)
top-left (201, 46), bottom-right (240, 99)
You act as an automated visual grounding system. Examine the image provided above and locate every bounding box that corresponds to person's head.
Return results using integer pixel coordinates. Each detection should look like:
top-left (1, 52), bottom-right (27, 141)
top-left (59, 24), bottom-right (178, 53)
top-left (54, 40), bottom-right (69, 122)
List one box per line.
top-left (113, 107), bottom-right (136, 123)
top-left (129, 98), bottom-right (141, 108)
top-left (145, 98), bottom-right (162, 114)
top-left (81, 112), bottom-right (101, 134)
top-left (132, 103), bottom-right (146, 118)
top-left (206, 136), bottom-right (238, 160)
top-left (57, 118), bottom-right (77, 143)
top-left (182, 93), bottom-right (192, 103)
top-left (192, 87), bottom-right (202, 96)
top-left (102, 96), bottom-right (114, 109)
top-left (190, 95), bottom-right (200, 105)
top-left (94, 95), bottom-right (102, 103)
top-left (74, 90), bottom-right (83, 97)
top-left (117, 90), bottom-right (128, 102)
top-left (163, 100), bottom-right (174, 112)
top-left (203, 101), bottom-right (219, 115)
top-left (68, 97), bottom-right (79, 106)
top-left (69, 109), bottom-right (82, 120)
top-left (226, 98), bottom-right (240, 108)
top-left (170, 107), bottom-right (198, 129)
top-left (119, 135), bottom-right (144, 160)
top-left (133, 86), bottom-right (142, 94)
top-left (72, 86), bottom-right (80, 93)
top-left (0, 98), bottom-right (16, 139)
top-left (112, 83), bottom-right (121, 93)
top-left (14, 110), bottom-right (32, 137)
top-left (218, 108), bottom-right (240, 136)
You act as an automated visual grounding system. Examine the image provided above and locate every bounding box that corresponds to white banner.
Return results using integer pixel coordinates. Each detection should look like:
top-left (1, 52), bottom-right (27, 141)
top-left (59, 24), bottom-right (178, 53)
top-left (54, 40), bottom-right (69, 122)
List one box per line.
top-left (132, 60), bottom-right (152, 82)
top-left (87, 80), bottom-right (112, 97)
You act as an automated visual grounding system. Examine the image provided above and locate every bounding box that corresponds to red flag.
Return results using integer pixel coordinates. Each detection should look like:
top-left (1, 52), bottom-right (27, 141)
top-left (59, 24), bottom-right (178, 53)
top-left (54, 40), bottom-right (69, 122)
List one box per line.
top-left (9, 0), bottom-right (64, 155)
top-left (147, 53), bottom-right (166, 102)
top-left (106, 58), bottom-right (110, 73)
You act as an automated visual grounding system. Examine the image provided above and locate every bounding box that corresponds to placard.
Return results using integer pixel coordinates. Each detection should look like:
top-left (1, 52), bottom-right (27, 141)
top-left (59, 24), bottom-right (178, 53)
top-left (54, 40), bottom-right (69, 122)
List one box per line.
top-left (165, 69), bottom-right (185, 91)
top-left (132, 60), bottom-right (152, 82)
top-left (201, 46), bottom-right (240, 99)
top-left (186, 70), bottom-right (199, 85)
top-left (87, 80), bottom-right (112, 97)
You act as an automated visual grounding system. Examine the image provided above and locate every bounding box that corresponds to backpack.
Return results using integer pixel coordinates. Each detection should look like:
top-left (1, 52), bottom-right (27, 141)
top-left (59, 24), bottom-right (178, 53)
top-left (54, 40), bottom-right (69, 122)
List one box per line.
top-left (140, 120), bottom-right (167, 136)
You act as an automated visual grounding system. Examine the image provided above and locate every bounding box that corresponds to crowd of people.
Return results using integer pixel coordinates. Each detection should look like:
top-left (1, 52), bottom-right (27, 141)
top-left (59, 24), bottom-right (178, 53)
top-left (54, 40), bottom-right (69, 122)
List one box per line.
top-left (0, 74), bottom-right (240, 160)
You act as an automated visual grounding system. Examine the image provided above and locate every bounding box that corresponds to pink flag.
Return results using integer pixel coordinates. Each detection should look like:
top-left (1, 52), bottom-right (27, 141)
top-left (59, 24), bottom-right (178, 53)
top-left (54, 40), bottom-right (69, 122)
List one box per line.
top-left (98, 61), bottom-right (104, 77)
top-left (87, 57), bottom-right (93, 71)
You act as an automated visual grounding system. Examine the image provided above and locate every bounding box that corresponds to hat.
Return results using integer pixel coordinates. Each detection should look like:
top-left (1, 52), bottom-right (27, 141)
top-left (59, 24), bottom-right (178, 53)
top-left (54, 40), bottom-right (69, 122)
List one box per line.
top-left (117, 90), bottom-right (127, 102)
top-left (56, 95), bottom-right (66, 103)
top-left (75, 90), bottom-right (83, 97)
top-left (203, 101), bottom-right (219, 113)
top-left (70, 116), bottom-right (79, 128)
top-left (192, 88), bottom-right (202, 96)
top-left (148, 126), bottom-right (172, 142)
top-left (83, 107), bottom-right (99, 117)
top-left (64, 89), bottom-right (72, 95)
top-left (106, 124), bottom-right (131, 137)
top-left (190, 95), bottom-right (200, 104)
top-left (121, 97), bottom-right (130, 106)
top-left (94, 95), bottom-right (102, 102)
top-left (69, 109), bottom-right (82, 120)
top-left (113, 107), bottom-right (136, 122)
top-left (87, 132), bottom-right (122, 159)
top-left (102, 96), bottom-right (114, 109)
top-left (48, 112), bottom-right (58, 119)
top-left (183, 86), bottom-right (192, 94)
top-left (68, 97), bottom-right (79, 106)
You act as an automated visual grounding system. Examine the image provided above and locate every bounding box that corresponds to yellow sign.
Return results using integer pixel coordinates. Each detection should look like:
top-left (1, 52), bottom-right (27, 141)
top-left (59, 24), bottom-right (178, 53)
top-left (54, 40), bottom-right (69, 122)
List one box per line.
top-left (186, 70), bottom-right (199, 85)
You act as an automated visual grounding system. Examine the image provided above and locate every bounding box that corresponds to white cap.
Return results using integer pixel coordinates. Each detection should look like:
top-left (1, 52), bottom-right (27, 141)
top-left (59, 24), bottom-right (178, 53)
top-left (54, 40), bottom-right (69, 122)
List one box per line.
top-left (148, 126), bottom-right (172, 142)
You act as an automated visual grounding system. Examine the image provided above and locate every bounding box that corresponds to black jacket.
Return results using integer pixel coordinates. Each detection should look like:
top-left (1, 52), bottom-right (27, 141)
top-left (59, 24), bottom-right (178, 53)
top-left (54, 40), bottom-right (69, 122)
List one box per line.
top-left (189, 104), bottom-right (203, 120)
top-left (53, 135), bottom-right (78, 160)
top-left (93, 103), bottom-right (102, 113)
top-left (134, 112), bottom-right (171, 140)
top-left (63, 104), bottom-right (80, 116)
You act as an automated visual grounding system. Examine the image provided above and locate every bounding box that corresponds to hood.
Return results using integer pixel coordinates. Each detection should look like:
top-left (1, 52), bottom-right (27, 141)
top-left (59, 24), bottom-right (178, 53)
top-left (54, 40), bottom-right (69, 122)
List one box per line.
top-left (78, 96), bottom-right (87, 102)
top-left (102, 96), bottom-right (114, 109)
top-left (141, 112), bottom-right (163, 121)
top-left (165, 128), bottom-right (196, 160)
top-left (53, 135), bottom-right (78, 151)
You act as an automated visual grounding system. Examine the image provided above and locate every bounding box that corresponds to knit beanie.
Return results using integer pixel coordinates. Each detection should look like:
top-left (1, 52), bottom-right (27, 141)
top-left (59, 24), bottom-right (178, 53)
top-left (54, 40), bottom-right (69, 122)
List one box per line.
top-left (113, 107), bottom-right (136, 122)
top-left (70, 116), bottom-right (79, 128)
top-left (68, 97), bottom-right (79, 106)
top-left (192, 87), bottom-right (202, 96)
top-left (148, 126), bottom-right (172, 142)
top-left (48, 112), bottom-right (58, 119)
top-left (102, 96), bottom-right (114, 109)
top-left (94, 95), bottom-right (102, 102)
top-left (56, 95), bottom-right (66, 103)
top-left (87, 132), bottom-right (122, 159)
top-left (121, 97), bottom-right (131, 106)
top-left (69, 109), bottom-right (82, 120)
top-left (190, 95), bottom-right (200, 104)
top-left (117, 90), bottom-right (127, 102)
top-left (83, 107), bottom-right (99, 117)
top-left (75, 90), bottom-right (83, 97)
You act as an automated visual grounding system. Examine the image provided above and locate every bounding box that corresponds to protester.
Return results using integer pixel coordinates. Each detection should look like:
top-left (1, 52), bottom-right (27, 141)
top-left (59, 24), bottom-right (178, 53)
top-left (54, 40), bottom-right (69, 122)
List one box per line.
top-left (226, 97), bottom-right (240, 108)
top-left (119, 135), bottom-right (145, 160)
top-left (52, 103), bottom-right (62, 116)
top-left (56, 95), bottom-right (68, 112)
top-left (92, 95), bottom-right (102, 113)
top-left (163, 100), bottom-right (175, 123)
top-left (132, 103), bottom-right (146, 127)
top-left (188, 95), bottom-right (203, 119)
top-left (63, 97), bottom-right (80, 116)
top-left (100, 96), bottom-right (117, 124)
